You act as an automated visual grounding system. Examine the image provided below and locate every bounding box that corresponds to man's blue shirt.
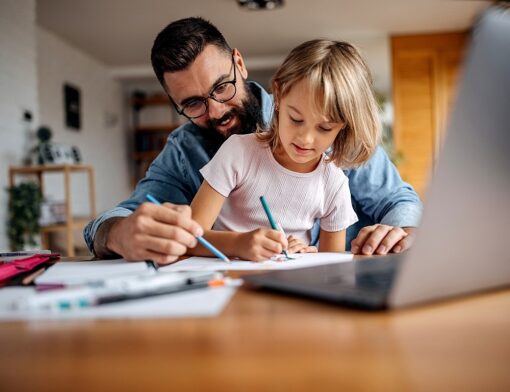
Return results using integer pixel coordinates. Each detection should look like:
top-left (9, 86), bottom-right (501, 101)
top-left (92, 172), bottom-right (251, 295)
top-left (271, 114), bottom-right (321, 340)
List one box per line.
top-left (84, 82), bottom-right (422, 253)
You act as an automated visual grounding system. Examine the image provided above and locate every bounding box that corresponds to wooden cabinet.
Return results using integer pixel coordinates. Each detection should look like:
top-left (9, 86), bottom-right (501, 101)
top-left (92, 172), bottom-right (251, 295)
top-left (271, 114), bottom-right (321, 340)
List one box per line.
top-left (9, 165), bottom-right (96, 257)
top-left (131, 93), bottom-right (179, 185)
top-left (391, 32), bottom-right (467, 196)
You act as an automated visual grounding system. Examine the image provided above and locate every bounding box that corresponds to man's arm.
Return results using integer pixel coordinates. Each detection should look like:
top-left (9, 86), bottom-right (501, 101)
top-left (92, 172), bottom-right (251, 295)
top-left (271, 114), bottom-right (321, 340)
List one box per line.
top-left (84, 128), bottom-right (206, 258)
top-left (346, 146), bottom-right (423, 255)
top-left (84, 210), bottom-right (131, 258)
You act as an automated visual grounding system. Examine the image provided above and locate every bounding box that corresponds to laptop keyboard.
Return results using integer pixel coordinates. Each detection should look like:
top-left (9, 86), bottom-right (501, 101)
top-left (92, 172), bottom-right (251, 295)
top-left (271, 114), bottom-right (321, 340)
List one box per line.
top-left (354, 269), bottom-right (395, 290)
top-left (245, 254), bottom-right (403, 310)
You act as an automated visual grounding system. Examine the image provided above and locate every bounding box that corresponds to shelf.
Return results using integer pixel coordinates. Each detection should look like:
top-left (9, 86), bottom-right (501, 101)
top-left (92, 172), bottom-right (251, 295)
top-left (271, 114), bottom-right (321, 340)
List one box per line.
top-left (132, 151), bottom-right (160, 161)
top-left (130, 91), bottom-right (179, 185)
top-left (40, 217), bottom-right (92, 233)
top-left (134, 124), bottom-right (179, 133)
top-left (9, 164), bottom-right (94, 174)
top-left (131, 94), bottom-right (170, 106)
top-left (9, 165), bottom-right (96, 257)
top-left (134, 126), bottom-right (177, 159)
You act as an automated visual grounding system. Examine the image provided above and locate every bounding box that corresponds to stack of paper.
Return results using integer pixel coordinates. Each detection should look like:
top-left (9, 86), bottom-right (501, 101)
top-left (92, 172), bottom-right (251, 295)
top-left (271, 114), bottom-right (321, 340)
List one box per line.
top-left (34, 259), bottom-right (152, 286)
top-left (160, 252), bottom-right (354, 272)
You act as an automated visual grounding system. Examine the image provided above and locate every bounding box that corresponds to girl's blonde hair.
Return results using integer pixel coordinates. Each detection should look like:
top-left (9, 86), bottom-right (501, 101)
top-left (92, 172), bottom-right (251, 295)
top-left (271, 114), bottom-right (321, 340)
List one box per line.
top-left (258, 39), bottom-right (381, 167)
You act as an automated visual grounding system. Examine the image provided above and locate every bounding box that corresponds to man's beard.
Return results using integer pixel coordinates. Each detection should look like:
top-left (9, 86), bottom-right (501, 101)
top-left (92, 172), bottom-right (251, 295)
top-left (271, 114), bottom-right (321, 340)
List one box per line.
top-left (202, 82), bottom-right (263, 139)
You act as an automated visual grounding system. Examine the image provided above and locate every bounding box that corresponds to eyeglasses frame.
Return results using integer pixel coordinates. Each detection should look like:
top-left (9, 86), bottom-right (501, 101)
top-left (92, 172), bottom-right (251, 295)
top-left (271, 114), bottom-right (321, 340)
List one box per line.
top-left (170, 52), bottom-right (238, 120)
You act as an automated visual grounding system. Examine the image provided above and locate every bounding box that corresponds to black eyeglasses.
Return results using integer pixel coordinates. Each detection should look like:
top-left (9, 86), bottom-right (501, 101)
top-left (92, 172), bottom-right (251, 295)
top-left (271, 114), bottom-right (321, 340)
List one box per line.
top-left (172, 53), bottom-right (237, 119)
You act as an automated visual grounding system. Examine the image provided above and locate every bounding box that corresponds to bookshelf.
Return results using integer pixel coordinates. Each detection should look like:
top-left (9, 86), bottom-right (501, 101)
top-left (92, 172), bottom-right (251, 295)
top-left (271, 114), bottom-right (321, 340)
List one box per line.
top-left (9, 164), bottom-right (96, 257)
top-left (131, 92), bottom-right (179, 185)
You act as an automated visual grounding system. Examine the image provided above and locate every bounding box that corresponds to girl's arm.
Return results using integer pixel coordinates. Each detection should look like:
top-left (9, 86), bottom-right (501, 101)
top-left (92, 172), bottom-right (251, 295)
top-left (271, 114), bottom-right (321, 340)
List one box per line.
top-left (318, 229), bottom-right (346, 252)
top-left (190, 181), bottom-right (225, 230)
top-left (188, 181), bottom-right (239, 257)
top-left (189, 181), bottom-right (287, 260)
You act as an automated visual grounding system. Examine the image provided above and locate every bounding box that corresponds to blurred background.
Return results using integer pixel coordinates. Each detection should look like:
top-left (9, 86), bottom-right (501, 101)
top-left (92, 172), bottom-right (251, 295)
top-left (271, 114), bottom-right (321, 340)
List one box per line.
top-left (0, 0), bottom-right (492, 255)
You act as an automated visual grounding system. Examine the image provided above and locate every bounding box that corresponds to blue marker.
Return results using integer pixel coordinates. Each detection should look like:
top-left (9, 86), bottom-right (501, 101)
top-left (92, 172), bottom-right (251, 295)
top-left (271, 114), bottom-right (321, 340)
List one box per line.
top-left (145, 194), bottom-right (230, 263)
top-left (259, 196), bottom-right (290, 259)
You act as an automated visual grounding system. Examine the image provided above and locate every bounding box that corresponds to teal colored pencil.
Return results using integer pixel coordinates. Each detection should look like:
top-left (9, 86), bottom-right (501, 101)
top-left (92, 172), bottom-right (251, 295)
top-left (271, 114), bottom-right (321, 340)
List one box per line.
top-left (259, 196), bottom-right (290, 259)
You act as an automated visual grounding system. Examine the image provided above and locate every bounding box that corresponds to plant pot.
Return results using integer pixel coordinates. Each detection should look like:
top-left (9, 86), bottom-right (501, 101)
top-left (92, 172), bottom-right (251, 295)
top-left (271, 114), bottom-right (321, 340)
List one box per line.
top-left (21, 232), bottom-right (42, 251)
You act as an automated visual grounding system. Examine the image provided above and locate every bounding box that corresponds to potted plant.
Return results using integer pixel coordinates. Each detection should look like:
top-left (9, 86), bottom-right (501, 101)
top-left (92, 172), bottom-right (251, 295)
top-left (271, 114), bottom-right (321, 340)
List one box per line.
top-left (6, 182), bottom-right (43, 250)
top-left (376, 92), bottom-right (404, 166)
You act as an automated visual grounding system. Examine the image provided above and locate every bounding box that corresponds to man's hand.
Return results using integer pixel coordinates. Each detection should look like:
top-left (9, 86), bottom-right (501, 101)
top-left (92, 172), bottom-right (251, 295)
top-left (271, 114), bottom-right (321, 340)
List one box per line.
top-left (238, 228), bottom-right (289, 261)
top-left (106, 202), bottom-right (204, 265)
top-left (350, 225), bottom-right (416, 255)
top-left (287, 235), bottom-right (318, 254)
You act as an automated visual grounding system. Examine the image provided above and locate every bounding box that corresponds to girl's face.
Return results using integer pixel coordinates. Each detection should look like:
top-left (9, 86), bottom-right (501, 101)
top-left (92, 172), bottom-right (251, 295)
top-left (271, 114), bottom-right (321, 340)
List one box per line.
top-left (274, 79), bottom-right (345, 173)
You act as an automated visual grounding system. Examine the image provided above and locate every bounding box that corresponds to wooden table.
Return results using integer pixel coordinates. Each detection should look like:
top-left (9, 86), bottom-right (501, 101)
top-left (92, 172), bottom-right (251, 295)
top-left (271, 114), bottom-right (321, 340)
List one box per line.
top-left (0, 260), bottom-right (509, 391)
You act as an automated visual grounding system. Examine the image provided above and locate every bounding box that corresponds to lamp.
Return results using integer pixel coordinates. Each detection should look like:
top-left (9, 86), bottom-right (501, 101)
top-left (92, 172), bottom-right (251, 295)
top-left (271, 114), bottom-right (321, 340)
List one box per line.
top-left (237, 0), bottom-right (284, 10)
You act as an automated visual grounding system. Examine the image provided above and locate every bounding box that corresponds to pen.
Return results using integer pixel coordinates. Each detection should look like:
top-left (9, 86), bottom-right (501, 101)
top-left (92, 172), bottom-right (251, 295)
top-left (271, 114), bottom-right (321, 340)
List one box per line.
top-left (259, 196), bottom-right (290, 259)
top-left (12, 272), bottom-right (219, 311)
top-left (145, 194), bottom-right (230, 263)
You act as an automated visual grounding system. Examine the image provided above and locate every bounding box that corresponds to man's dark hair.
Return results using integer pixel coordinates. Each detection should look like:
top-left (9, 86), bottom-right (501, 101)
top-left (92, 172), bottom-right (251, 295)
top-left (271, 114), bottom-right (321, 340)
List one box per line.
top-left (151, 17), bottom-right (232, 88)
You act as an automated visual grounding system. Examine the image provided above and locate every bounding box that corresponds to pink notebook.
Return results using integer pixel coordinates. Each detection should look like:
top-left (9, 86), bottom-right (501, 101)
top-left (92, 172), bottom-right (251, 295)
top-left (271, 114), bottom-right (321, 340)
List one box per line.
top-left (0, 254), bottom-right (60, 285)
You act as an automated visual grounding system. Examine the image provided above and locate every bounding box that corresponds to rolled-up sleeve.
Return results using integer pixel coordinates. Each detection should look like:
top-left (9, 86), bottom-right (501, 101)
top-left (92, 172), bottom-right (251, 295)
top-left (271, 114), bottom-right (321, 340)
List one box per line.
top-left (347, 146), bottom-right (423, 228)
top-left (83, 208), bottom-right (132, 257)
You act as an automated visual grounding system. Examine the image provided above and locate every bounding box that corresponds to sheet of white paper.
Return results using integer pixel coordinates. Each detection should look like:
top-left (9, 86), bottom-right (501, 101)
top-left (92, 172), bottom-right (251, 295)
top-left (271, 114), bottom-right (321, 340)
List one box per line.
top-left (160, 252), bottom-right (353, 272)
top-left (35, 259), bottom-right (151, 286)
top-left (0, 286), bottom-right (236, 321)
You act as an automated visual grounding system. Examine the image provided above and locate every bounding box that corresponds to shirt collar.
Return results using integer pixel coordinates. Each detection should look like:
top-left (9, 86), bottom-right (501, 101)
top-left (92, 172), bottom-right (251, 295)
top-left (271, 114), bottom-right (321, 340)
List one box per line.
top-left (246, 81), bottom-right (274, 128)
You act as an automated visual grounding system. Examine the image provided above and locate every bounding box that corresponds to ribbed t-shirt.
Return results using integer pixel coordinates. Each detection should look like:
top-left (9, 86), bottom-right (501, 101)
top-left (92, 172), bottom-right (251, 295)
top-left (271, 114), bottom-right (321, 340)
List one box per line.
top-left (199, 134), bottom-right (358, 243)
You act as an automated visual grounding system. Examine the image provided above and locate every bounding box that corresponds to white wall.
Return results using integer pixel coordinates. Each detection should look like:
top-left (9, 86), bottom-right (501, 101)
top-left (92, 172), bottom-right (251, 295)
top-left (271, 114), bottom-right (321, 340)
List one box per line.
top-left (0, 0), bottom-right (39, 250)
top-left (37, 27), bottom-right (132, 250)
top-left (353, 35), bottom-right (392, 97)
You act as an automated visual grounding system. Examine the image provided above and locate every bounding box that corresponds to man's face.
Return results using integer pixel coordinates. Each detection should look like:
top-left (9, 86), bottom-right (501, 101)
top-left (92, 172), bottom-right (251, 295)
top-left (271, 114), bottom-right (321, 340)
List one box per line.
top-left (164, 45), bottom-right (260, 137)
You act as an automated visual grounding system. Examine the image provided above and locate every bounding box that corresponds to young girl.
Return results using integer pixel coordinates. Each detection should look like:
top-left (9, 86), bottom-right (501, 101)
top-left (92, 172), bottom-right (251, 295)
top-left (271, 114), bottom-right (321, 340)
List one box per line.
top-left (190, 39), bottom-right (381, 261)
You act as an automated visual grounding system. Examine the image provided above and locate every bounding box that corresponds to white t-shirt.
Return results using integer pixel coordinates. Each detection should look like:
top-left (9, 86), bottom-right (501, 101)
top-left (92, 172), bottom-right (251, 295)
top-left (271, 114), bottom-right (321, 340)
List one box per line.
top-left (199, 134), bottom-right (358, 244)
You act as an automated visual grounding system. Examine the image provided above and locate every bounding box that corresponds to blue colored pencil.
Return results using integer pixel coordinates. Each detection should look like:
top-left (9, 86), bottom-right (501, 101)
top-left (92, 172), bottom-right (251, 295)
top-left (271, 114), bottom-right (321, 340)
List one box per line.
top-left (195, 236), bottom-right (230, 263)
top-left (145, 194), bottom-right (230, 263)
top-left (259, 196), bottom-right (290, 259)
top-left (145, 193), bottom-right (161, 205)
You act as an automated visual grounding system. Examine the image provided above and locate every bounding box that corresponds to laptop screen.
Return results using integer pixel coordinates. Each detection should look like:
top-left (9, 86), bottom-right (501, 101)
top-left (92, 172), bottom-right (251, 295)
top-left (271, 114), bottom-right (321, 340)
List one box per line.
top-left (390, 5), bottom-right (510, 307)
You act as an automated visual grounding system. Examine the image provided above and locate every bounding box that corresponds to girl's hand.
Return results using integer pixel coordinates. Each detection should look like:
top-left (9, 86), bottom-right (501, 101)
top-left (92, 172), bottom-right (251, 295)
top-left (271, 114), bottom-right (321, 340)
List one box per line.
top-left (287, 235), bottom-right (318, 254)
top-left (238, 228), bottom-right (288, 261)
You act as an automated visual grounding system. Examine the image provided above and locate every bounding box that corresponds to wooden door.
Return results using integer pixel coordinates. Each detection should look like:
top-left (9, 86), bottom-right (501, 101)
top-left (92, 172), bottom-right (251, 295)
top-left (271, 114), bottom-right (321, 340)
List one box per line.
top-left (392, 32), bottom-right (467, 196)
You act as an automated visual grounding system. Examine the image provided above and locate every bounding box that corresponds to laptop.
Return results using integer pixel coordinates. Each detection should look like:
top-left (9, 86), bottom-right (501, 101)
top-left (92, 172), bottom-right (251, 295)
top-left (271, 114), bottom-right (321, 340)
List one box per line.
top-left (244, 6), bottom-right (510, 310)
